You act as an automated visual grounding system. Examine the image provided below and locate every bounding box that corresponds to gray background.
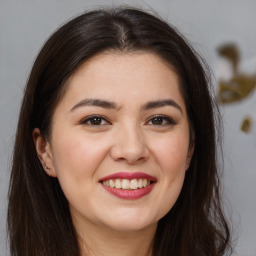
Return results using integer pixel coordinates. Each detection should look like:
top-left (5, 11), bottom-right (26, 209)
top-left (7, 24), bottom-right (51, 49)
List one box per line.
top-left (1, 0), bottom-right (256, 255)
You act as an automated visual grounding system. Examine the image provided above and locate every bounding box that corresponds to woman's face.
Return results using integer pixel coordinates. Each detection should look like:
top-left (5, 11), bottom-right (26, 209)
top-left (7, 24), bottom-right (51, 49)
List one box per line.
top-left (37, 52), bottom-right (193, 234)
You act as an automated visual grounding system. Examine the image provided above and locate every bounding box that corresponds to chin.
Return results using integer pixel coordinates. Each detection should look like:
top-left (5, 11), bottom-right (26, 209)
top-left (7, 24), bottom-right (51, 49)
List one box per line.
top-left (107, 220), bottom-right (157, 233)
top-left (99, 209), bottom-right (160, 233)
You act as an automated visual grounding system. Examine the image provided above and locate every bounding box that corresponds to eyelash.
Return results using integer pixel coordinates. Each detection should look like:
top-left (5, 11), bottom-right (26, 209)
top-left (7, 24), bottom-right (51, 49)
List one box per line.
top-left (80, 114), bottom-right (176, 127)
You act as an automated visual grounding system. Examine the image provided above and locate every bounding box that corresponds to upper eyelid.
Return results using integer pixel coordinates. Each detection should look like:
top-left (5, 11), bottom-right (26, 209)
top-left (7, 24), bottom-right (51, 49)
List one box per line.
top-left (146, 114), bottom-right (176, 123)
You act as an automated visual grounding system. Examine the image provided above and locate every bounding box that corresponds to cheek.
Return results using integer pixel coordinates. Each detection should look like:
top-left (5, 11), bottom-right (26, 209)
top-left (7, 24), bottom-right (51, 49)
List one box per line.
top-left (151, 132), bottom-right (190, 174)
top-left (51, 131), bottom-right (109, 180)
top-left (149, 133), bottom-right (189, 215)
top-left (50, 132), bottom-right (111, 212)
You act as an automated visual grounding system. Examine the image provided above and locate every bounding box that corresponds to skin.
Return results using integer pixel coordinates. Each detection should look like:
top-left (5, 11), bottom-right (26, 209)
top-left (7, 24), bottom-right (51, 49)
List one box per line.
top-left (34, 52), bottom-right (194, 256)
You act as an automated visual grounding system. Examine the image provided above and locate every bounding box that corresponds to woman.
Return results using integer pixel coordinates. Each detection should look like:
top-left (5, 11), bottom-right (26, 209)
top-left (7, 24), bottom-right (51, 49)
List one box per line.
top-left (7, 7), bottom-right (231, 256)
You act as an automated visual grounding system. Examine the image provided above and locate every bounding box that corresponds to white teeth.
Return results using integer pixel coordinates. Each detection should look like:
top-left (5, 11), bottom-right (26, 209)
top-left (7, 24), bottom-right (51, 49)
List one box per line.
top-left (102, 178), bottom-right (152, 190)
top-left (122, 179), bottom-right (130, 189)
top-left (142, 179), bottom-right (147, 188)
top-left (138, 179), bottom-right (143, 188)
top-left (109, 179), bottom-right (115, 188)
top-left (130, 179), bottom-right (138, 190)
top-left (115, 179), bottom-right (122, 189)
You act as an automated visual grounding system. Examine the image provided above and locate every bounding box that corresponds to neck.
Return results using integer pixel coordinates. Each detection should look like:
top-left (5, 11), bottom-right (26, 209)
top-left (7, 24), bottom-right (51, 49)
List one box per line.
top-left (74, 219), bottom-right (156, 256)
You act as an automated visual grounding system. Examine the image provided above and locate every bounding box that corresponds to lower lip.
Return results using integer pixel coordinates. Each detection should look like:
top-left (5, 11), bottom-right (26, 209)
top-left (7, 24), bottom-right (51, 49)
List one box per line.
top-left (101, 183), bottom-right (155, 200)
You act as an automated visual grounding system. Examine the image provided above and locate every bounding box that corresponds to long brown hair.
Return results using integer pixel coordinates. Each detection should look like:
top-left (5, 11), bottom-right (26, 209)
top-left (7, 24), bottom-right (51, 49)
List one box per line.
top-left (8, 7), bottom-right (232, 256)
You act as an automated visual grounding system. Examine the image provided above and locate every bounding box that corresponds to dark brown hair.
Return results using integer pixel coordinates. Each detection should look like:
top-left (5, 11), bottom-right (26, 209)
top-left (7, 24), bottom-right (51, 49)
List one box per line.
top-left (8, 7), bottom-right (231, 256)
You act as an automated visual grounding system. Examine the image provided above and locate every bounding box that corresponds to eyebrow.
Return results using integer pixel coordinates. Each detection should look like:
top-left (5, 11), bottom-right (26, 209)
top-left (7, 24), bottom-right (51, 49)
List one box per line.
top-left (70, 99), bottom-right (120, 112)
top-left (142, 99), bottom-right (183, 114)
top-left (70, 98), bottom-right (183, 114)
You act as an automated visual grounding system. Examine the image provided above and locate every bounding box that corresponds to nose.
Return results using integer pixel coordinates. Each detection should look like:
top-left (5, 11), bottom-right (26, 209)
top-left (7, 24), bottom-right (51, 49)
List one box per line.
top-left (110, 125), bottom-right (149, 164)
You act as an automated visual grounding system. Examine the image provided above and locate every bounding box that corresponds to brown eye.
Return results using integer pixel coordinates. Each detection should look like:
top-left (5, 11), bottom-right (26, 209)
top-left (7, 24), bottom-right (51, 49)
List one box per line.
top-left (151, 117), bottom-right (165, 125)
top-left (81, 116), bottom-right (110, 126)
top-left (147, 115), bottom-right (176, 126)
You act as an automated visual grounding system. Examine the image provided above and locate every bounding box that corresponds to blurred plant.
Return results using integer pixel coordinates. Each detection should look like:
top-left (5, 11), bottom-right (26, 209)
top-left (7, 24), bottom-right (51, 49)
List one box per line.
top-left (240, 116), bottom-right (252, 133)
top-left (217, 43), bottom-right (256, 104)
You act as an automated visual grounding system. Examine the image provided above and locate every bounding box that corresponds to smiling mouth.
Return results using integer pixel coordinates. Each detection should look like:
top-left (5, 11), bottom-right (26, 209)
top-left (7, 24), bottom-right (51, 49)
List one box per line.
top-left (101, 178), bottom-right (153, 190)
top-left (99, 172), bottom-right (157, 199)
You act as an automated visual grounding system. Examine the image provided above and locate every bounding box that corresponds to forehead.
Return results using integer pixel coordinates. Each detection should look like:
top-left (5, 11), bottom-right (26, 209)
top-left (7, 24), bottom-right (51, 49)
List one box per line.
top-left (57, 52), bottom-right (186, 111)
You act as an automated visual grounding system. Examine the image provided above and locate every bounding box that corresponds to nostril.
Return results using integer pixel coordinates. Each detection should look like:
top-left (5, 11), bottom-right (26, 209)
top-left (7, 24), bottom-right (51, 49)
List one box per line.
top-left (110, 148), bottom-right (149, 163)
top-left (109, 131), bottom-right (150, 163)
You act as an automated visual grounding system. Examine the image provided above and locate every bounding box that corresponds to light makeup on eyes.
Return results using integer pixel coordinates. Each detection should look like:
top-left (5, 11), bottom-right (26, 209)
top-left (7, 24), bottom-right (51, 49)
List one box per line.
top-left (80, 114), bottom-right (177, 127)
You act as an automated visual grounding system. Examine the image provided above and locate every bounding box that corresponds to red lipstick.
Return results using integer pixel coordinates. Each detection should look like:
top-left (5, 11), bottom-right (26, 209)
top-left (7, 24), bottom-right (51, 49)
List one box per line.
top-left (99, 172), bottom-right (157, 200)
top-left (102, 184), bottom-right (154, 199)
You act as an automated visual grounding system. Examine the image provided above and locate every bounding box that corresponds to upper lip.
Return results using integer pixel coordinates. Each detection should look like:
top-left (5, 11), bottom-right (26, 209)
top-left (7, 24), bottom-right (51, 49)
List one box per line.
top-left (99, 172), bottom-right (157, 182)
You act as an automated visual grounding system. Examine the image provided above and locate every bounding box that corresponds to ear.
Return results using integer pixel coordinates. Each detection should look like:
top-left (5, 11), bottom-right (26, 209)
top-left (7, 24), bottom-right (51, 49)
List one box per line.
top-left (185, 143), bottom-right (194, 171)
top-left (32, 128), bottom-right (57, 177)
